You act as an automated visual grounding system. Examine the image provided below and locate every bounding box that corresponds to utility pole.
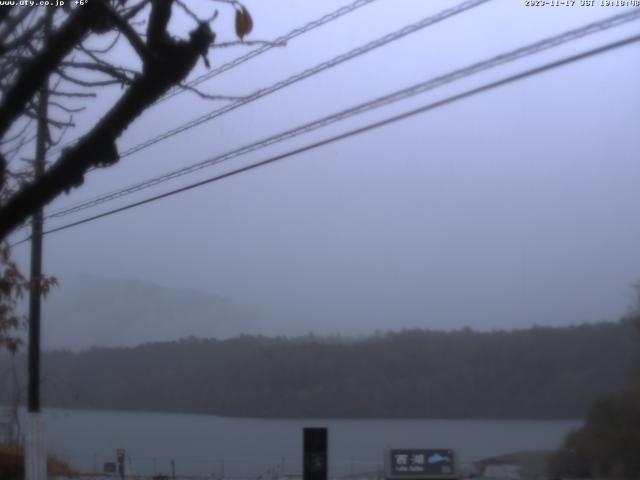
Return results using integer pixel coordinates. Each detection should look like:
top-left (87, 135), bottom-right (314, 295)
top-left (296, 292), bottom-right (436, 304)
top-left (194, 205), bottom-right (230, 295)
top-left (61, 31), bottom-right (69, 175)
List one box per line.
top-left (25, 16), bottom-right (49, 480)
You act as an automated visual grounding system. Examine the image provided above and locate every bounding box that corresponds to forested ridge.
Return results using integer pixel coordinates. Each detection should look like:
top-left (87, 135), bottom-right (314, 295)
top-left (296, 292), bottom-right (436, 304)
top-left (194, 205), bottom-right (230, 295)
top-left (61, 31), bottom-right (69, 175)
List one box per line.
top-left (1, 321), bottom-right (634, 419)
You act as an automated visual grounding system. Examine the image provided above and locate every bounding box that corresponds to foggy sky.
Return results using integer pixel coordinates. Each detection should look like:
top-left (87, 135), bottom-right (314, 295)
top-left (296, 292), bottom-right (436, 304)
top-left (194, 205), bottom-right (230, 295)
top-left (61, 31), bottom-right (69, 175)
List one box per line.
top-left (10, 0), bottom-right (640, 340)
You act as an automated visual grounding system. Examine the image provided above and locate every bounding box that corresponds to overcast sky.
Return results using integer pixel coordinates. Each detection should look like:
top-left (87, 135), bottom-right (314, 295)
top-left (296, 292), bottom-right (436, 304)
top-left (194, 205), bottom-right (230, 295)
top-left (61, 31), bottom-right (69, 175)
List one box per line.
top-left (10, 0), bottom-right (640, 335)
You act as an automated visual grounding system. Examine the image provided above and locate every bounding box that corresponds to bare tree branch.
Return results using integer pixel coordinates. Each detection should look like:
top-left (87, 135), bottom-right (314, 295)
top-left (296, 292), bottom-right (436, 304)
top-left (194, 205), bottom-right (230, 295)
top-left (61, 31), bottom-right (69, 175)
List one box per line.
top-left (122, 0), bottom-right (152, 21)
top-left (0, 1), bottom-right (215, 238)
top-left (0, 8), bottom-right (33, 45)
top-left (23, 110), bottom-right (74, 130)
top-left (175, 0), bottom-right (202, 24)
top-left (4, 134), bottom-right (36, 163)
top-left (102, 3), bottom-right (155, 64)
top-left (179, 82), bottom-right (243, 101)
top-left (147, 0), bottom-right (172, 51)
top-left (48, 101), bottom-right (86, 114)
top-left (81, 32), bottom-right (121, 54)
top-left (0, 118), bottom-right (34, 147)
top-left (49, 121), bottom-right (73, 148)
top-left (55, 68), bottom-right (126, 88)
top-left (1, 15), bottom-right (46, 54)
top-left (0, 4), bottom-right (101, 139)
top-left (61, 60), bottom-right (137, 84)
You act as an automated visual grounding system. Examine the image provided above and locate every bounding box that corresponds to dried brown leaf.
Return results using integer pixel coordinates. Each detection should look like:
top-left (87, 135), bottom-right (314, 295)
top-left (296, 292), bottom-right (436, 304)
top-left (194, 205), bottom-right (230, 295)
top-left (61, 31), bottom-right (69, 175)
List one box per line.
top-left (235, 5), bottom-right (253, 40)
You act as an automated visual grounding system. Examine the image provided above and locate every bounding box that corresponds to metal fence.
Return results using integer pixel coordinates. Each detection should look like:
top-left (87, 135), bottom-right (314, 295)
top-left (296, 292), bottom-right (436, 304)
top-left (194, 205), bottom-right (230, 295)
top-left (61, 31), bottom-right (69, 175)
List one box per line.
top-left (48, 453), bottom-right (383, 480)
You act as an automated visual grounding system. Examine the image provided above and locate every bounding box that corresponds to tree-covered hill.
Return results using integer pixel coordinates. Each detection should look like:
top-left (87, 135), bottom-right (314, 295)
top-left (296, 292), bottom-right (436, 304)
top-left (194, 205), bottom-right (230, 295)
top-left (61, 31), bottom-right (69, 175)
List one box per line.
top-left (2, 321), bottom-right (635, 419)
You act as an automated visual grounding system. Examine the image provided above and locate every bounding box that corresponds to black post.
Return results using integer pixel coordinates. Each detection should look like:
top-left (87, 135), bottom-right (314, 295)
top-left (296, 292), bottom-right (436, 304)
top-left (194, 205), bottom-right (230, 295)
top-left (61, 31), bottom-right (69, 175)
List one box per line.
top-left (303, 427), bottom-right (327, 480)
top-left (117, 449), bottom-right (125, 480)
top-left (27, 79), bottom-right (47, 414)
top-left (24, 37), bottom-right (49, 480)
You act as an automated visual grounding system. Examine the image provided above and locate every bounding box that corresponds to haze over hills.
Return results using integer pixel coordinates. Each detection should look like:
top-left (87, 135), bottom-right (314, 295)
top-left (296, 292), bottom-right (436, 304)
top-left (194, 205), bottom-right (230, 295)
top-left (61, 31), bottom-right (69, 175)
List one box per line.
top-left (4, 274), bottom-right (636, 418)
top-left (39, 274), bottom-right (311, 351)
top-left (34, 273), bottom-right (637, 351)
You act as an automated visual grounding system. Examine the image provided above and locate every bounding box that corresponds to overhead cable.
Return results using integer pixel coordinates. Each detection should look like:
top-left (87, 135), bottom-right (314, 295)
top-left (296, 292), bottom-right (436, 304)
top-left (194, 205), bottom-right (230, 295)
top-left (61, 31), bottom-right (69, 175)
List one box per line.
top-left (117, 0), bottom-right (492, 158)
top-left (160, 0), bottom-right (382, 103)
top-left (48, 8), bottom-right (640, 219)
top-left (12, 32), bottom-right (639, 247)
top-left (46, 0), bottom-right (383, 156)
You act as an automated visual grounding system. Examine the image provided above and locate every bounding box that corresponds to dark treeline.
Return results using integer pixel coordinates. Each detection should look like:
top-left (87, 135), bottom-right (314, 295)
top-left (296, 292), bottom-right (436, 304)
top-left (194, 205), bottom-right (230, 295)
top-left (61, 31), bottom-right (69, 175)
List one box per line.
top-left (1, 321), bottom-right (635, 418)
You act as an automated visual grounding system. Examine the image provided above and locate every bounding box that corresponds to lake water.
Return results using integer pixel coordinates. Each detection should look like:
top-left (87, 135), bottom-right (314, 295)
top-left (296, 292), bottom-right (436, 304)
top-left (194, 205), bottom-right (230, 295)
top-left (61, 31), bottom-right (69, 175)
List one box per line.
top-left (36, 408), bottom-right (581, 478)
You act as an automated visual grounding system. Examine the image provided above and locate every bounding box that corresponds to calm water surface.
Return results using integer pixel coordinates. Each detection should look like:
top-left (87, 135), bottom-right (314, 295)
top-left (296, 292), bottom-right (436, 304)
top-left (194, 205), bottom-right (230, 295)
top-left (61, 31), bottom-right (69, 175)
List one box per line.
top-left (39, 408), bottom-right (581, 477)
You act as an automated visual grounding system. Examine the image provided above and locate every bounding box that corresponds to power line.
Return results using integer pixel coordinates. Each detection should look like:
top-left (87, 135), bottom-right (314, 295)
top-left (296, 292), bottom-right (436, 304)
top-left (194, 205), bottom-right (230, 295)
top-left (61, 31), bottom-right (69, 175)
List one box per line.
top-left (45, 0), bottom-right (383, 157)
top-left (117, 0), bottom-right (492, 158)
top-left (12, 32), bottom-right (640, 247)
top-left (47, 8), bottom-right (640, 219)
top-left (160, 0), bottom-right (381, 103)
top-left (9, 0), bottom-right (488, 236)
